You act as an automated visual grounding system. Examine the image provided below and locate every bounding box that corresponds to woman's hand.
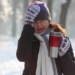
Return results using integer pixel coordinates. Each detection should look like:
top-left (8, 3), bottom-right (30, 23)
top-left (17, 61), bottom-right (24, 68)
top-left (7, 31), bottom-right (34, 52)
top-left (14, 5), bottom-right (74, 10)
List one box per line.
top-left (25, 5), bottom-right (40, 27)
top-left (59, 37), bottom-right (70, 57)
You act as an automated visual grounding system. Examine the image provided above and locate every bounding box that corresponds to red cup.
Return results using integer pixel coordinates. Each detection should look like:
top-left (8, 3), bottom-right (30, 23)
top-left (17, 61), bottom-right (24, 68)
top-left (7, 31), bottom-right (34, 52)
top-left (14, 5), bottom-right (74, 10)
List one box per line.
top-left (49, 31), bottom-right (62, 58)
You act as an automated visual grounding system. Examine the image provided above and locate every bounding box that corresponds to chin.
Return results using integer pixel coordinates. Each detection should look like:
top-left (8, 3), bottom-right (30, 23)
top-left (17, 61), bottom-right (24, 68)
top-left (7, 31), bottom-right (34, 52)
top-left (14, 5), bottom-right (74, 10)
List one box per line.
top-left (36, 30), bottom-right (45, 34)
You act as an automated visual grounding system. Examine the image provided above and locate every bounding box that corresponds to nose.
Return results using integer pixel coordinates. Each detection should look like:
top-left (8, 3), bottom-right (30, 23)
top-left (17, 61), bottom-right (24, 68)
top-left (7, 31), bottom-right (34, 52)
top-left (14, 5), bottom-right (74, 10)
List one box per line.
top-left (37, 22), bottom-right (42, 28)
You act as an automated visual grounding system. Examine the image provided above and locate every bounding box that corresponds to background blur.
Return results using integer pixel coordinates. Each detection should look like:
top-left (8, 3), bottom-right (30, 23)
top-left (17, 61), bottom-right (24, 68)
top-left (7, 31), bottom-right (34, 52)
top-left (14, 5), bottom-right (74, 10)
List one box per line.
top-left (0, 0), bottom-right (75, 75)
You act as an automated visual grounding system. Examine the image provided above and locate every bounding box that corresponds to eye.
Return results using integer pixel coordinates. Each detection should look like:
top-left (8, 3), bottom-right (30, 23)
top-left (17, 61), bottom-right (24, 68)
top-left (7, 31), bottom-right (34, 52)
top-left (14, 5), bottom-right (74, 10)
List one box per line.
top-left (40, 20), bottom-right (45, 23)
top-left (34, 22), bottom-right (37, 24)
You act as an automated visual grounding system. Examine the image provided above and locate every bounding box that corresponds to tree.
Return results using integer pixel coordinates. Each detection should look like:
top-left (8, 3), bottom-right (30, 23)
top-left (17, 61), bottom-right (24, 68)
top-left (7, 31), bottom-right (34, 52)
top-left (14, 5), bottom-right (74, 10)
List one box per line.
top-left (47, 0), bottom-right (53, 17)
top-left (59, 0), bottom-right (71, 28)
top-left (11, 0), bottom-right (17, 37)
top-left (22, 0), bottom-right (29, 24)
top-left (0, 0), bottom-right (6, 35)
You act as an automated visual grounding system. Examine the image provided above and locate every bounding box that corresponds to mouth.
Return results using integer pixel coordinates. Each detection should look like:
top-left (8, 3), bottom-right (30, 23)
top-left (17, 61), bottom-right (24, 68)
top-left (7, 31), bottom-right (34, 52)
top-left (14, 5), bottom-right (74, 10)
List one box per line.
top-left (37, 28), bottom-right (44, 32)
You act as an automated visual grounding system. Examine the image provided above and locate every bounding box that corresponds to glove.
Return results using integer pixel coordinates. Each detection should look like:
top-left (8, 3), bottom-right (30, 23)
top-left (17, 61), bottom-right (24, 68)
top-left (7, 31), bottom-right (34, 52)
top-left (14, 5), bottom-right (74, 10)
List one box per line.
top-left (59, 37), bottom-right (70, 57)
top-left (25, 5), bottom-right (40, 27)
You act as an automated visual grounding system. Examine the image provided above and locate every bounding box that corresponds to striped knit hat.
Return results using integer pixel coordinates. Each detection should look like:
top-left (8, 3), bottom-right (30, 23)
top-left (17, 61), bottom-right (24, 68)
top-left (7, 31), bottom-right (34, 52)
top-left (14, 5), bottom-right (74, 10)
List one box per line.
top-left (29, 1), bottom-right (51, 22)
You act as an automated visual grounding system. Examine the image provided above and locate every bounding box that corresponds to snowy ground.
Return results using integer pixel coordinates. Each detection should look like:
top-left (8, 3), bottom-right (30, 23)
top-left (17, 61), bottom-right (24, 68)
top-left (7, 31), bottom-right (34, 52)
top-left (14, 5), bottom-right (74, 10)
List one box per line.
top-left (0, 37), bottom-right (24, 75)
top-left (0, 37), bottom-right (75, 75)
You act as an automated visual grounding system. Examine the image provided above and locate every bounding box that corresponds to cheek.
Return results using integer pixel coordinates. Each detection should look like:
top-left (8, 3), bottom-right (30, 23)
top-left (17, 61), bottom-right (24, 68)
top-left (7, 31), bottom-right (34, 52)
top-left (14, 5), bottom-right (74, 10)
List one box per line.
top-left (43, 22), bottom-right (49, 29)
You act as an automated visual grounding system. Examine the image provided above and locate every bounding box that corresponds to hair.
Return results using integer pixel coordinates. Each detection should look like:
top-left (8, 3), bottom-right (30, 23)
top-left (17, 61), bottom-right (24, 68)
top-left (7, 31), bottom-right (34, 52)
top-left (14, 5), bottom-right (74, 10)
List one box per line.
top-left (49, 22), bottom-right (66, 37)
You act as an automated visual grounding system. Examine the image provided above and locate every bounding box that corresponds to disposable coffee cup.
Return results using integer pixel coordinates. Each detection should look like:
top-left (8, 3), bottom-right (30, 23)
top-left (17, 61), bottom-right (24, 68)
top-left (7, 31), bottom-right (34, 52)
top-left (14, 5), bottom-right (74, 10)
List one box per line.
top-left (49, 31), bottom-right (62, 58)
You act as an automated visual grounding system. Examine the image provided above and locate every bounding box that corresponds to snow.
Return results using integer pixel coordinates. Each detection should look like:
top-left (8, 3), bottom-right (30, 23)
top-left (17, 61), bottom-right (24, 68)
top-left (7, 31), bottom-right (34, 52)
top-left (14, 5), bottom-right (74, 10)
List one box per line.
top-left (0, 37), bottom-right (24, 75)
top-left (0, 37), bottom-right (75, 75)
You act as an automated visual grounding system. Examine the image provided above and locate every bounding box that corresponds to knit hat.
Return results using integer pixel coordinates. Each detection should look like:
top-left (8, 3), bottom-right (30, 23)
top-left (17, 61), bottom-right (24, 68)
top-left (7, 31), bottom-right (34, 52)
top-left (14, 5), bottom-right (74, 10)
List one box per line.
top-left (29, 1), bottom-right (51, 22)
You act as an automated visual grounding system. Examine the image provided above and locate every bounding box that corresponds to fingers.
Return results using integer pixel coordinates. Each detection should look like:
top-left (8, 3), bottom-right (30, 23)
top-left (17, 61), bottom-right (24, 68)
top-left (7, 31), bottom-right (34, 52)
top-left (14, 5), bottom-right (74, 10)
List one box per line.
top-left (25, 5), bottom-right (40, 23)
top-left (25, 11), bottom-right (34, 23)
top-left (59, 38), bottom-right (70, 56)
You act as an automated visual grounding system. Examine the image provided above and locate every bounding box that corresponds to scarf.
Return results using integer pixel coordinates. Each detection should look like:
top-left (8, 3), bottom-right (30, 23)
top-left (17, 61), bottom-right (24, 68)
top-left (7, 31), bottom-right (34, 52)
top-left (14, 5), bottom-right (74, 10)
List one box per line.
top-left (34, 28), bottom-right (58, 75)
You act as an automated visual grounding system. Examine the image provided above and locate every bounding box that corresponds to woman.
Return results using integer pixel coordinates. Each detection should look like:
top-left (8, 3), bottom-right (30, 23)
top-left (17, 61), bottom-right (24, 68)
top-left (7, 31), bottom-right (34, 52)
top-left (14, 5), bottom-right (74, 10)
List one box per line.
top-left (16, 1), bottom-right (75, 75)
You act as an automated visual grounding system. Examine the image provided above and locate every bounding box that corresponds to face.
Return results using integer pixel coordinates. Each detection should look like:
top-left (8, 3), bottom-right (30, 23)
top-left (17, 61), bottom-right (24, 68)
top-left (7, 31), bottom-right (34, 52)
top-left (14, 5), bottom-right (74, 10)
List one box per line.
top-left (34, 20), bottom-right (49, 33)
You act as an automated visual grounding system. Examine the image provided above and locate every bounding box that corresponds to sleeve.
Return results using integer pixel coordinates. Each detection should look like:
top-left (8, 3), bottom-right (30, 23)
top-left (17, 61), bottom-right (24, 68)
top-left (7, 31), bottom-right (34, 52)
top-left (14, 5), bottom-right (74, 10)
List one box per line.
top-left (68, 41), bottom-right (75, 61)
top-left (16, 24), bottom-right (35, 62)
top-left (58, 42), bottom-right (75, 75)
top-left (65, 37), bottom-right (75, 61)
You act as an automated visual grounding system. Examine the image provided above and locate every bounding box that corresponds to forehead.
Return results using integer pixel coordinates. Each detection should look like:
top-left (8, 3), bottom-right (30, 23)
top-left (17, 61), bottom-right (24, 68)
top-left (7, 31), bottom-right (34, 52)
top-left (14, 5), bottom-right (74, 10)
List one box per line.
top-left (35, 20), bottom-right (49, 23)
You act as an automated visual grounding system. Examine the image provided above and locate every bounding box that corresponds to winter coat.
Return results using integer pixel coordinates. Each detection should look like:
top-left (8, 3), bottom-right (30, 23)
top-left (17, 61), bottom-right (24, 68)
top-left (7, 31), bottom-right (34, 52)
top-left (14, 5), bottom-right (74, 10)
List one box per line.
top-left (16, 24), bottom-right (75, 75)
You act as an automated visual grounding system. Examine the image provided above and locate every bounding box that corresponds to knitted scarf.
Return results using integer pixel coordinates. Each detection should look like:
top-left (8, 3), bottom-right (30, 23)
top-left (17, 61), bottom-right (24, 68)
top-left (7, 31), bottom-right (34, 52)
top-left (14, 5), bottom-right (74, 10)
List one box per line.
top-left (34, 28), bottom-right (58, 75)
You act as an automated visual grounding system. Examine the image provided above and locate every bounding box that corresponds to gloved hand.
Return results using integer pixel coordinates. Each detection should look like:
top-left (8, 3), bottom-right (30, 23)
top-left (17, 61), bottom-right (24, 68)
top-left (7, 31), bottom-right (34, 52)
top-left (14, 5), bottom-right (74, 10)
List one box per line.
top-left (25, 5), bottom-right (40, 27)
top-left (59, 37), bottom-right (70, 57)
